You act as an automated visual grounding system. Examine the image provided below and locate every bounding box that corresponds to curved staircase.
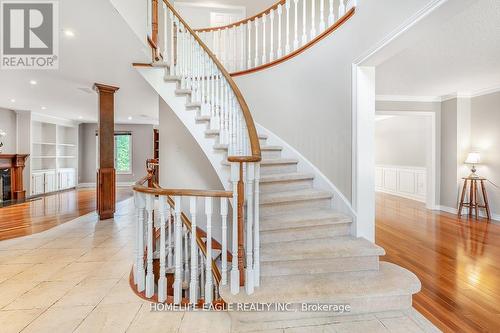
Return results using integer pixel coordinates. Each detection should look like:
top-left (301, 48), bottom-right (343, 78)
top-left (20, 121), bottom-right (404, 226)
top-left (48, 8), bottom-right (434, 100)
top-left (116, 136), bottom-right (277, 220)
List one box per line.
top-left (128, 0), bottom-right (422, 331)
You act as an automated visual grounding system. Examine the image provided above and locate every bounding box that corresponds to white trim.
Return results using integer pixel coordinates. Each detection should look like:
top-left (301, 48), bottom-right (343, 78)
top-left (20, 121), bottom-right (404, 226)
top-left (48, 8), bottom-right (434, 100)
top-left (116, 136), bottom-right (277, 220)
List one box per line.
top-left (376, 95), bottom-right (441, 103)
top-left (78, 182), bottom-right (134, 188)
top-left (470, 84), bottom-right (500, 98)
top-left (375, 165), bottom-right (427, 203)
top-left (174, 1), bottom-right (246, 11)
top-left (354, 0), bottom-right (448, 64)
top-left (436, 205), bottom-right (500, 222)
top-left (31, 112), bottom-right (78, 127)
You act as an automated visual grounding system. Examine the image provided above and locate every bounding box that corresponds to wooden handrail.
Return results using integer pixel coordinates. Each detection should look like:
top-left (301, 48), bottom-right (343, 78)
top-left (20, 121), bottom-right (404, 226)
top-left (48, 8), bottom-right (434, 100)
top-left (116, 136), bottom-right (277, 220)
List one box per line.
top-left (194, 0), bottom-right (286, 33)
top-left (162, 0), bottom-right (261, 163)
top-left (230, 7), bottom-right (355, 77)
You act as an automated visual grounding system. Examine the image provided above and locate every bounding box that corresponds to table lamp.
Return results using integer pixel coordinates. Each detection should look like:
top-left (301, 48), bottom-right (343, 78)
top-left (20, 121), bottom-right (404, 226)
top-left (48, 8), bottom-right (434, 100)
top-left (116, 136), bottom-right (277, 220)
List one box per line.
top-left (465, 152), bottom-right (481, 178)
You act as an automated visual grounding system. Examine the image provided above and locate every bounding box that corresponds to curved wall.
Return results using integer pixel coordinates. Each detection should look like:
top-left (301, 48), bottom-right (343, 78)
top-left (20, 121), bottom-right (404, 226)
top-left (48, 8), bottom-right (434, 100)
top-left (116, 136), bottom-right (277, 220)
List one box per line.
top-left (234, 0), bottom-right (438, 201)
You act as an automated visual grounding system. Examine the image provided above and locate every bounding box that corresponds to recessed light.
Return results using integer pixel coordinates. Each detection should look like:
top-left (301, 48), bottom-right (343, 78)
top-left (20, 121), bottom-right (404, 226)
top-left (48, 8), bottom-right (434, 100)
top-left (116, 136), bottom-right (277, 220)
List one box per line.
top-left (10, 99), bottom-right (15, 103)
top-left (78, 116), bottom-right (83, 120)
top-left (41, 106), bottom-right (47, 110)
top-left (64, 29), bottom-right (75, 38)
top-left (29, 80), bottom-right (37, 85)
top-left (127, 116), bottom-right (133, 120)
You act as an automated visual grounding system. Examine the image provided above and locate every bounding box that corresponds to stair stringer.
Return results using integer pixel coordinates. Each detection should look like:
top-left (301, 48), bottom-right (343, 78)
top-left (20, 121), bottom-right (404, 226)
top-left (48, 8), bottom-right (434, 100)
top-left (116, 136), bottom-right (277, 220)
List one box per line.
top-left (255, 124), bottom-right (356, 221)
top-left (136, 66), bottom-right (232, 191)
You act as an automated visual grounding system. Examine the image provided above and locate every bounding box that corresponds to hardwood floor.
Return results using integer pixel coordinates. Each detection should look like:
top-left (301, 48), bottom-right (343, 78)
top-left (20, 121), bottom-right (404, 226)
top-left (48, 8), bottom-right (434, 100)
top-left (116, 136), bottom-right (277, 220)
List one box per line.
top-left (0, 188), bottom-right (133, 241)
top-left (376, 192), bottom-right (500, 333)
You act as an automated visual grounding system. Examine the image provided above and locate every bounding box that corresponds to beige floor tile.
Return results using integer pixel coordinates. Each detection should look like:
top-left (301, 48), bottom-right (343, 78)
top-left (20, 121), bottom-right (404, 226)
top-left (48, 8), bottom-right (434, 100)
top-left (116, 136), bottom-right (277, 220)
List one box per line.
top-left (0, 280), bottom-right (40, 309)
top-left (0, 263), bottom-right (33, 283)
top-left (4, 281), bottom-right (76, 310)
top-left (7, 248), bottom-right (88, 264)
top-left (127, 303), bottom-right (184, 333)
top-left (0, 250), bottom-right (30, 264)
top-left (178, 311), bottom-right (232, 333)
top-left (48, 261), bottom-right (102, 283)
top-left (10, 262), bottom-right (70, 282)
top-left (86, 260), bottom-right (131, 280)
top-left (331, 319), bottom-right (389, 333)
top-left (53, 278), bottom-right (119, 308)
top-left (74, 302), bottom-right (142, 333)
top-left (99, 277), bottom-right (144, 305)
top-left (3, 238), bottom-right (53, 250)
top-left (21, 305), bottom-right (93, 333)
top-left (380, 316), bottom-right (426, 333)
top-left (286, 325), bottom-right (336, 333)
top-left (39, 236), bottom-right (106, 249)
top-left (76, 247), bottom-right (122, 262)
top-left (0, 308), bottom-right (45, 333)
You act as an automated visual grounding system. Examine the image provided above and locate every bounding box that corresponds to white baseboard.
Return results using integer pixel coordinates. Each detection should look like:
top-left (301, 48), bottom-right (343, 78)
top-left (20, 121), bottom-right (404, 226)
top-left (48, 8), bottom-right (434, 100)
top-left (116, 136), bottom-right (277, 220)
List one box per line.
top-left (376, 188), bottom-right (426, 203)
top-left (77, 182), bottom-right (134, 188)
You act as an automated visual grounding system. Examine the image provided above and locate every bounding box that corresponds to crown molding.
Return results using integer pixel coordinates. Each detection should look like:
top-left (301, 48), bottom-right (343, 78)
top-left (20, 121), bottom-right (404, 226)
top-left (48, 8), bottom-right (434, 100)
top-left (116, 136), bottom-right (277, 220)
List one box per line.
top-left (376, 95), bottom-right (441, 102)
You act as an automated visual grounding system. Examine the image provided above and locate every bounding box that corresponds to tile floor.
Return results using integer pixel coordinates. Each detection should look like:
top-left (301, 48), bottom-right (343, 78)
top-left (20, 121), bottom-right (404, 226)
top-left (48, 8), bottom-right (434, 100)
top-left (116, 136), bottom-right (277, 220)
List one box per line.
top-left (0, 198), bottom-right (440, 333)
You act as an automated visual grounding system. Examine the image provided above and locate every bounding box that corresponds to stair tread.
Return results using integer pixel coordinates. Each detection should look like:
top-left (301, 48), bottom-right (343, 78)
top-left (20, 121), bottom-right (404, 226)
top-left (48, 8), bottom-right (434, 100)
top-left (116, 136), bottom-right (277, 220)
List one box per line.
top-left (214, 144), bottom-right (282, 151)
top-left (261, 236), bottom-right (385, 262)
top-left (260, 189), bottom-right (332, 205)
top-left (206, 129), bottom-right (267, 139)
top-left (222, 158), bottom-right (299, 166)
top-left (260, 172), bottom-right (315, 183)
top-left (220, 262), bottom-right (420, 303)
top-left (260, 208), bottom-right (351, 231)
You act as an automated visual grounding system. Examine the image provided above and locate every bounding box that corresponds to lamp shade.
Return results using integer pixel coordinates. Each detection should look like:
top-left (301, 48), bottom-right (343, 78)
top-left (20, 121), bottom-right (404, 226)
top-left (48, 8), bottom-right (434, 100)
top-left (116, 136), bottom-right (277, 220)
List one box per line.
top-left (465, 152), bottom-right (481, 164)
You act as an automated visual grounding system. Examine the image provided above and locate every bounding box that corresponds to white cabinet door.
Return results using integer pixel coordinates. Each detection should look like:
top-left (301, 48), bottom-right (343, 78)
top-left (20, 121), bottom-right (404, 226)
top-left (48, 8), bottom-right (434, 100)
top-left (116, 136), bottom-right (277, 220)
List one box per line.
top-left (32, 173), bottom-right (45, 195)
top-left (44, 171), bottom-right (56, 193)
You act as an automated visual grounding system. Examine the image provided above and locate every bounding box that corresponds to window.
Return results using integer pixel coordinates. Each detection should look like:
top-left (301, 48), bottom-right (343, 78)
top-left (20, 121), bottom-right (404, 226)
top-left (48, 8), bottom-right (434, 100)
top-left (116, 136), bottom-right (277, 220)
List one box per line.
top-left (95, 132), bottom-right (132, 174)
top-left (114, 134), bottom-right (132, 174)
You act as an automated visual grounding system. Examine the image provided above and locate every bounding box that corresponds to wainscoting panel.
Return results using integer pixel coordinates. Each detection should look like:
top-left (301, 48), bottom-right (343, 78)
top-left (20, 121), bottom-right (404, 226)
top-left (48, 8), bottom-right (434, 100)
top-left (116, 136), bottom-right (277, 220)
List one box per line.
top-left (376, 165), bottom-right (426, 202)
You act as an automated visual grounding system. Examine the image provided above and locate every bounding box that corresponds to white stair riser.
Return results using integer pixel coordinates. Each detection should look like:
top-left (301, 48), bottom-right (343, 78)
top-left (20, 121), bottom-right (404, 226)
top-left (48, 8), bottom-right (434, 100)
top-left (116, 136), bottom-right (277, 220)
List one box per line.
top-left (260, 178), bottom-right (314, 193)
top-left (260, 163), bottom-right (298, 175)
top-left (260, 197), bottom-right (331, 215)
top-left (260, 224), bottom-right (351, 244)
top-left (229, 295), bottom-right (412, 332)
top-left (261, 149), bottom-right (282, 159)
top-left (260, 256), bottom-right (379, 277)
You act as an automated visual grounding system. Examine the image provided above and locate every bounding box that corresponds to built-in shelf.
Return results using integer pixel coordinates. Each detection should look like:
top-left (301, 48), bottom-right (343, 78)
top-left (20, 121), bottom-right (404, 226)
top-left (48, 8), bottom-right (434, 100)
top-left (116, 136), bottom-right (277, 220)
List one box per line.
top-left (32, 156), bottom-right (57, 159)
top-left (57, 156), bottom-right (76, 159)
top-left (58, 143), bottom-right (76, 147)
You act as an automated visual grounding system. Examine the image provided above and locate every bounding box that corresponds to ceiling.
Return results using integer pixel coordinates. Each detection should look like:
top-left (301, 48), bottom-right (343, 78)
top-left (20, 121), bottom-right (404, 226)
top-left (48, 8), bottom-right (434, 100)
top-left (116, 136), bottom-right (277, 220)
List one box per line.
top-left (376, 0), bottom-right (500, 98)
top-left (0, 0), bottom-right (158, 124)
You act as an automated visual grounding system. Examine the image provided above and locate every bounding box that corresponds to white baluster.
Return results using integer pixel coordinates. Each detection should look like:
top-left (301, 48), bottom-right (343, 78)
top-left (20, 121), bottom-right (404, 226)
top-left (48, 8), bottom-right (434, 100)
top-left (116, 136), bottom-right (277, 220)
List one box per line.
top-left (204, 197), bottom-right (213, 304)
top-left (253, 164), bottom-right (261, 287)
top-left (221, 197), bottom-right (228, 285)
top-left (239, 24), bottom-right (244, 71)
top-left (183, 224), bottom-right (189, 286)
top-left (199, 250), bottom-right (205, 299)
top-left (222, 28), bottom-right (227, 68)
top-left (169, 11), bottom-right (175, 76)
top-left (145, 194), bottom-right (154, 298)
top-left (302, 0), bottom-right (307, 45)
top-left (311, 0), bottom-right (316, 38)
top-left (167, 202), bottom-right (173, 268)
top-left (339, 0), bottom-right (346, 16)
top-left (213, 29), bottom-right (218, 61)
top-left (247, 23), bottom-right (252, 69)
top-left (319, 0), bottom-right (326, 32)
top-left (254, 19), bottom-right (259, 66)
top-left (277, 4), bottom-right (283, 58)
top-left (230, 163), bottom-right (240, 294)
top-left (173, 196), bottom-right (182, 304)
top-left (245, 163), bottom-right (255, 295)
top-left (232, 26), bottom-right (237, 72)
top-left (328, 0), bottom-right (335, 25)
top-left (293, 0), bottom-right (299, 50)
top-left (262, 14), bottom-right (267, 64)
top-left (269, 9), bottom-right (275, 61)
top-left (158, 195), bottom-right (167, 303)
top-left (134, 192), bottom-right (146, 292)
top-left (163, 2), bottom-right (168, 59)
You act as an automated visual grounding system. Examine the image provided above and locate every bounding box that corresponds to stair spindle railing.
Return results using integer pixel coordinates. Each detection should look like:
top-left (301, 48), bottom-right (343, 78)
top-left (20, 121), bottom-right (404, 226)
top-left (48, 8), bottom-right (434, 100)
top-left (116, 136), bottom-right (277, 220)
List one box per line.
top-left (192, 0), bottom-right (356, 76)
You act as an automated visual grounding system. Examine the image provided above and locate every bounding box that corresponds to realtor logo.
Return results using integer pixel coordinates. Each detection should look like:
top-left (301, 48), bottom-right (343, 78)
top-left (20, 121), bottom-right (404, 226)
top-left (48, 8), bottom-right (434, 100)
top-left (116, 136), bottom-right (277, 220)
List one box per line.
top-left (1, 1), bottom-right (59, 69)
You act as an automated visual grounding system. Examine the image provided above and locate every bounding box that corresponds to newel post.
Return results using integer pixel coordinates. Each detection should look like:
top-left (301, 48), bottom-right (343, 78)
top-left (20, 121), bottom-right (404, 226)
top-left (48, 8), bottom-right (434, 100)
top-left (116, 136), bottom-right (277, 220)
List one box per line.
top-left (93, 83), bottom-right (119, 220)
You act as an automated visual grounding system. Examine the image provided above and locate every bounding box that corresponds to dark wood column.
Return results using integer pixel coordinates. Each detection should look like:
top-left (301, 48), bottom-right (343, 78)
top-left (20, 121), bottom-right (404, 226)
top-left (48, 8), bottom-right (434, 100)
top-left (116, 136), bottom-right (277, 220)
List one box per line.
top-left (93, 83), bottom-right (119, 220)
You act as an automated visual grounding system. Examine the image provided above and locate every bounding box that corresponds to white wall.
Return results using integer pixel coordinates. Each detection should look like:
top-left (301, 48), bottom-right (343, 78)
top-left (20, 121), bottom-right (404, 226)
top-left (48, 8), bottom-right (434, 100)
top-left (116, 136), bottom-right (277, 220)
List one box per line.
top-left (234, 0), bottom-right (438, 204)
top-left (0, 108), bottom-right (17, 153)
top-left (471, 91), bottom-right (500, 218)
top-left (375, 115), bottom-right (428, 167)
top-left (78, 123), bottom-right (154, 184)
top-left (174, 2), bottom-right (246, 29)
